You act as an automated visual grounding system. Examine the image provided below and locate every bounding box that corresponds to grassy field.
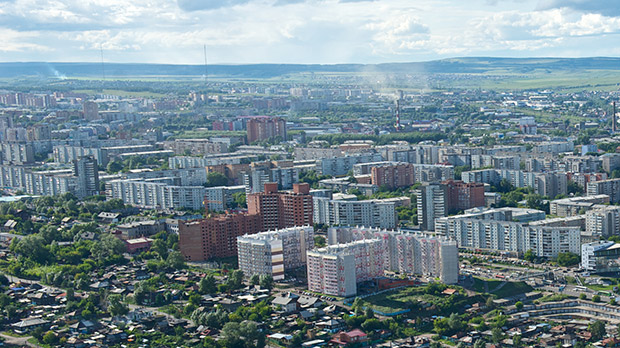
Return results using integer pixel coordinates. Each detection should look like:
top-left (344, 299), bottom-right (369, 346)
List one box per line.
top-left (362, 286), bottom-right (482, 315)
top-left (472, 277), bottom-right (533, 298)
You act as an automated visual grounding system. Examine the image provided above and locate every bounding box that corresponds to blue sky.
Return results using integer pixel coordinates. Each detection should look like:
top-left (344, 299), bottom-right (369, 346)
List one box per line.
top-left (2, 0), bottom-right (620, 64)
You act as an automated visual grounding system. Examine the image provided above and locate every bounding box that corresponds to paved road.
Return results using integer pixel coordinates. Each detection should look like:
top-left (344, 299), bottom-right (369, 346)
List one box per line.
top-left (0, 333), bottom-right (41, 348)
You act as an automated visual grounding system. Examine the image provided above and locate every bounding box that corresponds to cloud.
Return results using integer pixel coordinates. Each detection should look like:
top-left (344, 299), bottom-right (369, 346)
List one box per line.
top-left (176, 0), bottom-right (251, 11)
top-left (538, 0), bottom-right (620, 17)
top-left (0, 28), bottom-right (50, 52)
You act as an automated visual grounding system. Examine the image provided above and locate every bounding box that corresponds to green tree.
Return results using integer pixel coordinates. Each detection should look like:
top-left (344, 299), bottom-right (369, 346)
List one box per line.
top-left (589, 320), bottom-right (606, 340)
top-left (199, 274), bottom-right (217, 294)
top-left (259, 274), bottom-right (273, 290)
top-left (107, 161), bottom-right (123, 173)
top-left (206, 172), bottom-right (229, 187)
top-left (593, 294), bottom-right (601, 302)
top-left (556, 252), bottom-right (580, 267)
top-left (579, 293), bottom-right (587, 300)
top-left (491, 327), bottom-right (504, 343)
top-left (526, 194), bottom-right (549, 213)
top-left (42, 331), bottom-right (57, 345)
top-left (515, 301), bottom-right (524, 310)
top-left (523, 249), bottom-right (535, 262)
top-left (249, 274), bottom-right (260, 286)
top-left (166, 251), bottom-right (185, 270)
top-left (108, 294), bottom-right (129, 317)
top-left (227, 270), bottom-right (244, 290)
top-left (232, 192), bottom-right (247, 209)
top-left (314, 235), bottom-right (326, 248)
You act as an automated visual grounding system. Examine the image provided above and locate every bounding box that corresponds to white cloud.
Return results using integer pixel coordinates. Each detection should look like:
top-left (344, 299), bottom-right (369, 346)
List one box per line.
top-left (0, 0), bottom-right (620, 63)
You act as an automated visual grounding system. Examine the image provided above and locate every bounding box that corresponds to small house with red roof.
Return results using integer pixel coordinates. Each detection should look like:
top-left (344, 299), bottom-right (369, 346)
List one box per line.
top-left (329, 329), bottom-right (368, 347)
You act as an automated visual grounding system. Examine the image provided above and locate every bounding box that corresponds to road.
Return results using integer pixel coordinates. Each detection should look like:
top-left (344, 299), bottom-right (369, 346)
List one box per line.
top-left (0, 333), bottom-right (41, 348)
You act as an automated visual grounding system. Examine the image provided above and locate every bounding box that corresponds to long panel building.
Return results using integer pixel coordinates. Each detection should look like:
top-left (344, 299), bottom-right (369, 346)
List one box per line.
top-left (307, 227), bottom-right (458, 297)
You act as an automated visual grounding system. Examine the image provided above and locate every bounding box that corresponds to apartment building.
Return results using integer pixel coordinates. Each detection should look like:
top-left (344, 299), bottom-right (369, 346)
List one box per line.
top-left (318, 153), bottom-right (384, 176)
top-left (306, 239), bottom-right (384, 297)
top-left (313, 197), bottom-right (399, 229)
top-left (178, 212), bottom-right (263, 261)
top-left (247, 183), bottom-right (313, 231)
top-left (236, 226), bottom-right (314, 280)
top-left (437, 216), bottom-right (580, 258)
top-left (462, 169), bottom-right (567, 198)
top-left (0, 142), bottom-right (34, 165)
top-left (163, 139), bottom-right (228, 155)
top-left (326, 226), bottom-right (459, 287)
top-left (587, 178), bottom-right (620, 203)
top-left (106, 180), bottom-right (207, 210)
top-left (415, 183), bottom-right (446, 231)
top-left (585, 206), bottom-right (620, 237)
top-left (245, 116), bottom-right (287, 143)
top-left (550, 195), bottom-right (610, 217)
top-left (204, 185), bottom-right (245, 212)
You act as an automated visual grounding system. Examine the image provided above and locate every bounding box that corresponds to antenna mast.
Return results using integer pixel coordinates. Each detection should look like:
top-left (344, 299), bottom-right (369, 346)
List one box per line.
top-left (100, 44), bottom-right (105, 80)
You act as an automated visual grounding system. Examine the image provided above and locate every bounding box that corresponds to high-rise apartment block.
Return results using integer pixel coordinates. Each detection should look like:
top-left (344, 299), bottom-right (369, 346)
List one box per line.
top-left (415, 183), bottom-right (446, 231)
top-left (307, 239), bottom-right (384, 297)
top-left (369, 162), bottom-right (415, 189)
top-left (443, 180), bottom-right (485, 213)
top-left (585, 206), bottom-right (620, 237)
top-left (73, 156), bottom-right (100, 198)
top-left (178, 212), bottom-right (263, 261)
top-left (588, 178), bottom-right (620, 203)
top-left (247, 183), bottom-right (313, 231)
top-left (83, 101), bottom-right (99, 121)
top-left (246, 116), bottom-right (286, 143)
top-left (237, 226), bottom-right (314, 280)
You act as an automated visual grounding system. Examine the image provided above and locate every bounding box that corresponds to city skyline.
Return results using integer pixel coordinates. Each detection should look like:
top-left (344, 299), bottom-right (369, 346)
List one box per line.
top-left (2, 0), bottom-right (620, 64)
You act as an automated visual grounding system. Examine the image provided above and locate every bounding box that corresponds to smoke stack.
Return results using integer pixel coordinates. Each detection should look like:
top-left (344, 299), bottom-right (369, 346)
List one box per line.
top-left (614, 101), bottom-right (617, 133)
top-left (395, 99), bottom-right (401, 132)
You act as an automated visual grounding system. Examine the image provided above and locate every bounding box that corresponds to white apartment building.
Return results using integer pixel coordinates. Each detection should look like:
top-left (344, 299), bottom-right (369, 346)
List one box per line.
top-left (307, 239), bottom-right (384, 297)
top-left (204, 185), bottom-right (245, 212)
top-left (415, 183), bottom-right (446, 231)
top-left (107, 180), bottom-right (207, 210)
top-left (237, 226), bottom-right (314, 280)
top-left (550, 195), bottom-right (610, 217)
top-left (437, 215), bottom-right (581, 258)
top-left (582, 241), bottom-right (613, 271)
top-left (313, 197), bottom-right (398, 229)
top-left (585, 206), bottom-right (620, 237)
top-left (318, 153), bottom-right (384, 176)
top-left (326, 227), bottom-right (459, 285)
top-left (462, 169), bottom-right (568, 198)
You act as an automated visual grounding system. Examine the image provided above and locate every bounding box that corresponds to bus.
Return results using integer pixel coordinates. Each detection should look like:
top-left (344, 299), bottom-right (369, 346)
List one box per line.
top-left (575, 286), bottom-right (587, 292)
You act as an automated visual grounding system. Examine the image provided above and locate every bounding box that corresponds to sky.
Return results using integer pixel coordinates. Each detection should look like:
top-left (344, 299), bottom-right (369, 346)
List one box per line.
top-left (2, 0), bottom-right (620, 64)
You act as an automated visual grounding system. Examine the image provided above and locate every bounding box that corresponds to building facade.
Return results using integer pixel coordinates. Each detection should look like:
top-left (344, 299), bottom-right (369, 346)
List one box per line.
top-left (247, 183), bottom-right (313, 231)
top-left (237, 226), bottom-right (314, 280)
top-left (178, 213), bottom-right (263, 261)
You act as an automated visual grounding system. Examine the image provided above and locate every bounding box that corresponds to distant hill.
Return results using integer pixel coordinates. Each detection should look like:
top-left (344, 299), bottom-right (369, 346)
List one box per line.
top-left (2, 57), bottom-right (620, 79)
